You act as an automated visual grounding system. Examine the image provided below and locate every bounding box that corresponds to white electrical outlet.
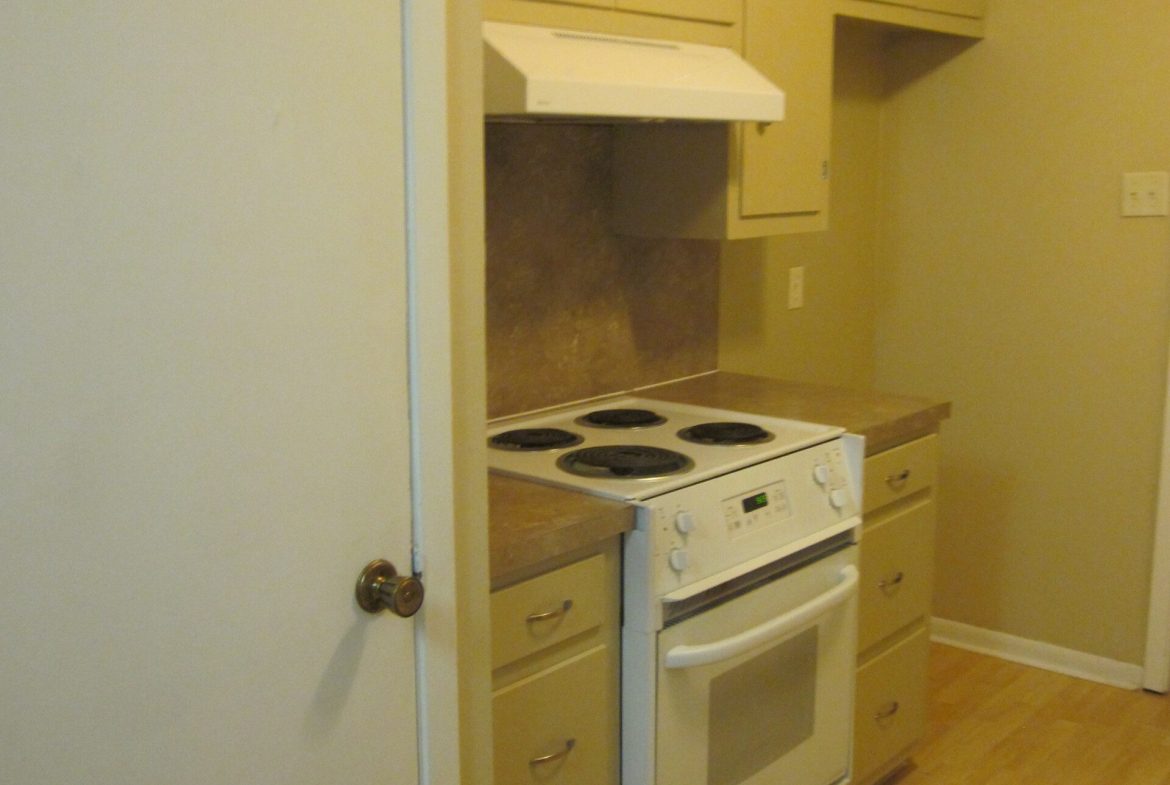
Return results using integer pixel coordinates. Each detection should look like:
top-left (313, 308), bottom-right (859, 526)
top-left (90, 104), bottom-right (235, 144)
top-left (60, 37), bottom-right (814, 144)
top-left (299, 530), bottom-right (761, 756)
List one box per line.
top-left (787, 266), bottom-right (804, 310)
top-left (1122, 171), bottom-right (1169, 217)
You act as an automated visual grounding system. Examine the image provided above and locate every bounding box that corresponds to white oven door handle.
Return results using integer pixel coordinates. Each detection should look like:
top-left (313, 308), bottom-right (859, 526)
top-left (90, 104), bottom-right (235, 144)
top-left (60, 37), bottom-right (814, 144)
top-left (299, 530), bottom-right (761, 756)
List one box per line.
top-left (663, 564), bottom-right (859, 670)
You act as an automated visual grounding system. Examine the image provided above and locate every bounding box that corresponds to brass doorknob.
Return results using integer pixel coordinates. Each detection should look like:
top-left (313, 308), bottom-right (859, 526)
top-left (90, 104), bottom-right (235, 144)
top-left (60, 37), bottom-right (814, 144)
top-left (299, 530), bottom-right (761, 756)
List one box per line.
top-left (355, 559), bottom-right (425, 617)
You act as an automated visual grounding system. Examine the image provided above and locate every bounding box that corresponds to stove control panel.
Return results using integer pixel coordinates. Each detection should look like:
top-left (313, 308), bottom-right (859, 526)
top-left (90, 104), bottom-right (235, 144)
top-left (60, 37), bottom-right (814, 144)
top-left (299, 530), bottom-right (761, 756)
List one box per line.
top-left (723, 480), bottom-right (792, 540)
top-left (633, 436), bottom-right (862, 597)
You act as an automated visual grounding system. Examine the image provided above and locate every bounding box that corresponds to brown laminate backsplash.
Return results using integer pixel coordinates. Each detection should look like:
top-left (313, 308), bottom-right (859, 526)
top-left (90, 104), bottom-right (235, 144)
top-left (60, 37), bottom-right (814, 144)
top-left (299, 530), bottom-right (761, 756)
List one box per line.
top-left (486, 124), bottom-right (720, 418)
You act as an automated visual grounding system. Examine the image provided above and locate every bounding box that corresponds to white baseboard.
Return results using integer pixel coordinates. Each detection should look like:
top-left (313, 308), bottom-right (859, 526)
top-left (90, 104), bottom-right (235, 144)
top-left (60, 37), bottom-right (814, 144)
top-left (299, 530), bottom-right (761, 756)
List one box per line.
top-left (930, 617), bottom-right (1145, 690)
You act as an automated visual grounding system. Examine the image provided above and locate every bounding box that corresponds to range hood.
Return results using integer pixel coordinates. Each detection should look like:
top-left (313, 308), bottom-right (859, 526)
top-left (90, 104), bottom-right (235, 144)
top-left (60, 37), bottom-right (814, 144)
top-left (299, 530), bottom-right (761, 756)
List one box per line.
top-left (483, 21), bottom-right (784, 123)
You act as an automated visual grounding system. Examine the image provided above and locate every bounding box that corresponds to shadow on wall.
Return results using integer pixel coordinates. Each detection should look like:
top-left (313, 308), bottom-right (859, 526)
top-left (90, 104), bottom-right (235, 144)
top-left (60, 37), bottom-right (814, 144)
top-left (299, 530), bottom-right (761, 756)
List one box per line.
top-left (933, 437), bottom-right (1015, 632)
top-left (484, 123), bottom-right (722, 417)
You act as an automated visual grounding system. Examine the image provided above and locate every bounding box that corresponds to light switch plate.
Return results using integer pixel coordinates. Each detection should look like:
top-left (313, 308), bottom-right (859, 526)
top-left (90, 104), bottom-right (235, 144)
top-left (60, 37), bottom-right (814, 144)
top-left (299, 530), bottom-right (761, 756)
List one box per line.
top-left (1122, 171), bottom-right (1169, 217)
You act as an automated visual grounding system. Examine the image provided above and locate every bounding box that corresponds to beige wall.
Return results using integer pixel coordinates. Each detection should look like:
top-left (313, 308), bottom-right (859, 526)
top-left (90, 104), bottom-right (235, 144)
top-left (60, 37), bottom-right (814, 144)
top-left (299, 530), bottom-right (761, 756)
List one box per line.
top-left (722, 3), bottom-right (1170, 665)
top-left (875, 1), bottom-right (1170, 664)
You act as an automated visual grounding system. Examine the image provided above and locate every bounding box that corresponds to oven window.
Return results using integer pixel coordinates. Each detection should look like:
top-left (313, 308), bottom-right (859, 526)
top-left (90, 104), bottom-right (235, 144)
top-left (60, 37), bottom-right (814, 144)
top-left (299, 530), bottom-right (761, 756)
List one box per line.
top-left (707, 627), bottom-right (818, 785)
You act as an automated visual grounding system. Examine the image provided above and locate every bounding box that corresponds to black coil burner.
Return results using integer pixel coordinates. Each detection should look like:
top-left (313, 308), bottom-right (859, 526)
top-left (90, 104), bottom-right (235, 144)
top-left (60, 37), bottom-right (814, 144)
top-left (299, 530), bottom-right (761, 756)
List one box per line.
top-left (678, 422), bottom-right (775, 446)
top-left (489, 428), bottom-right (584, 452)
top-left (557, 445), bottom-right (694, 479)
top-left (576, 408), bottom-right (666, 429)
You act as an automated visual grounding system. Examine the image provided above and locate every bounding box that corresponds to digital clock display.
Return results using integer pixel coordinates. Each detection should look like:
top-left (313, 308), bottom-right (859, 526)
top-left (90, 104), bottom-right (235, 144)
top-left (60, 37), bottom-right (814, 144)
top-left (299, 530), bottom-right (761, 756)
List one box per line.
top-left (742, 492), bottom-right (769, 513)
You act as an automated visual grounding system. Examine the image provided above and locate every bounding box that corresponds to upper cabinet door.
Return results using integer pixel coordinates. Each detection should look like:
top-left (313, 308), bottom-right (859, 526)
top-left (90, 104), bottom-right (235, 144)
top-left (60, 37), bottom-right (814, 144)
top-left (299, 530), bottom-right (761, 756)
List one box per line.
top-left (739, 0), bottom-right (834, 220)
top-left (616, 0), bottom-right (741, 25)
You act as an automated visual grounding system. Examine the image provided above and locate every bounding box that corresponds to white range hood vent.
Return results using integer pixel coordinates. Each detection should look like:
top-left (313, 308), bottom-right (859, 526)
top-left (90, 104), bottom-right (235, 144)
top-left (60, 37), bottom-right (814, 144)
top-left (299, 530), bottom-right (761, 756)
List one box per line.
top-left (483, 21), bottom-right (785, 124)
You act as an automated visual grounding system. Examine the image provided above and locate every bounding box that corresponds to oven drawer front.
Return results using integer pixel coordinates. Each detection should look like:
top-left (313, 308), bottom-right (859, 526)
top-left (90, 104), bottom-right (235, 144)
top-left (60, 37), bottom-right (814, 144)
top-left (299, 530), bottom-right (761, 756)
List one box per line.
top-left (863, 435), bottom-right (937, 514)
top-left (853, 626), bottom-right (930, 782)
top-left (653, 545), bottom-right (858, 785)
top-left (858, 499), bottom-right (935, 653)
top-left (491, 553), bottom-right (606, 669)
top-left (493, 645), bottom-right (617, 785)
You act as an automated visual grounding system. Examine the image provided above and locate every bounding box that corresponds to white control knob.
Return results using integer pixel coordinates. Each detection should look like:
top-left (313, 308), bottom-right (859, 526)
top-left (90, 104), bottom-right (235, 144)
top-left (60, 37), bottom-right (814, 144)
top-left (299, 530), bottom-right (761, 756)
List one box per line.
top-left (669, 548), bottom-right (689, 572)
top-left (675, 510), bottom-right (696, 535)
top-left (829, 488), bottom-right (849, 510)
top-left (813, 464), bottom-right (830, 485)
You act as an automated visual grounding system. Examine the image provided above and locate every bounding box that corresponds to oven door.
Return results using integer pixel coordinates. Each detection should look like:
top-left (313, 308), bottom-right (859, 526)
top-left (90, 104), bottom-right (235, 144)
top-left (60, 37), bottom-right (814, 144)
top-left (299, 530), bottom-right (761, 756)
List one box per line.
top-left (655, 543), bottom-right (859, 785)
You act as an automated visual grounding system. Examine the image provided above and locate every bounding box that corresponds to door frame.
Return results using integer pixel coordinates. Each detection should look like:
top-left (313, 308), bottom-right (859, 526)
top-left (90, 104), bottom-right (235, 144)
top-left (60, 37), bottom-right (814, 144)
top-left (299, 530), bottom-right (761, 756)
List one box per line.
top-left (401, 2), bottom-right (486, 781)
top-left (1143, 340), bottom-right (1170, 692)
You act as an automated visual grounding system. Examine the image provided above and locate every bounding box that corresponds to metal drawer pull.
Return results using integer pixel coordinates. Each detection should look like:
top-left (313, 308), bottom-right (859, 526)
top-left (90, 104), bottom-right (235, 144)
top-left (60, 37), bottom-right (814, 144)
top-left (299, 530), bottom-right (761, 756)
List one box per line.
top-left (878, 571), bottom-right (905, 591)
top-left (529, 738), bottom-right (575, 766)
top-left (886, 468), bottom-right (911, 488)
top-left (875, 701), bottom-right (900, 720)
top-left (526, 599), bottom-right (573, 623)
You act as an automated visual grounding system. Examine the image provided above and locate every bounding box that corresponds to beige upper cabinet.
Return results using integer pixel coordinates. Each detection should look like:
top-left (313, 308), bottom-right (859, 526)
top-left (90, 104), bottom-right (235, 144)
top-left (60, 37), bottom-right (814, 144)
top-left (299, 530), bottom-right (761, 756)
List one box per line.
top-left (518, 0), bottom-right (740, 19)
top-left (492, 0), bottom-right (985, 241)
top-left (484, 0), bottom-right (741, 47)
top-left (616, 0), bottom-right (741, 25)
top-left (834, 0), bottom-right (986, 36)
top-left (873, 0), bottom-right (985, 18)
top-left (535, 0), bottom-right (612, 8)
top-left (612, 0), bottom-right (835, 239)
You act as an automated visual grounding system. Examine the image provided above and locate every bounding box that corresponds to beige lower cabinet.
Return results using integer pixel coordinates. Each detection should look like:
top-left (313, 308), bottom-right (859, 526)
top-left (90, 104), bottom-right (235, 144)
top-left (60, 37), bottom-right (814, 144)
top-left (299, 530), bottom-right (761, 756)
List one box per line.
top-left (490, 540), bottom-right (621, 785)
top-left (853, 434), bottom-right (939, 785)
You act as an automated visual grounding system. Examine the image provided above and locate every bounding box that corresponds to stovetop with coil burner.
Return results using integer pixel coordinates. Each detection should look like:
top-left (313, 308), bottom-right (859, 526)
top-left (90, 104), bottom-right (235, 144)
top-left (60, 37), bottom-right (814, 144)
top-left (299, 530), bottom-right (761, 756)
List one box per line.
top-left (487, 396), bottom-right (843, 502)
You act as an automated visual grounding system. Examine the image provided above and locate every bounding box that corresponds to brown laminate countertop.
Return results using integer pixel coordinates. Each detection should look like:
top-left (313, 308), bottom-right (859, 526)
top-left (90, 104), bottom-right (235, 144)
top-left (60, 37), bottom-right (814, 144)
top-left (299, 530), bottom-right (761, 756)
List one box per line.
top-left (639, 372), bottom-right (951, 457)
top-left (489, 474), bottom-right (635, 588)
top-left (489, 371), bottom-right (950, 583)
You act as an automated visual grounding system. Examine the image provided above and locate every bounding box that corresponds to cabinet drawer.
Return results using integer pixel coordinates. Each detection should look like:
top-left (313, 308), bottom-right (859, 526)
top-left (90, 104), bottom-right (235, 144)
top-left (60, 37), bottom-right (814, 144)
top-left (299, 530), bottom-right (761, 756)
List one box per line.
top-left (858, 500), bottom-right (934, 653)
top-left (493, 646), bottom-right (618, 785)
top-left (492, 553), bottom-right (607, 669)
top-left (863, 435), bottom-right (937, 514)
top-left (853, 626), bottom-right (930, 784)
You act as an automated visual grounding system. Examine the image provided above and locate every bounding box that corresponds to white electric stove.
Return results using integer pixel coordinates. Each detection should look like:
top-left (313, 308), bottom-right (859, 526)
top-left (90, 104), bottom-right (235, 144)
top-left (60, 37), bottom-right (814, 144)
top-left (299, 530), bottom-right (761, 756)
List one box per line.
top-left (487, 395), bottom-right (864, 785)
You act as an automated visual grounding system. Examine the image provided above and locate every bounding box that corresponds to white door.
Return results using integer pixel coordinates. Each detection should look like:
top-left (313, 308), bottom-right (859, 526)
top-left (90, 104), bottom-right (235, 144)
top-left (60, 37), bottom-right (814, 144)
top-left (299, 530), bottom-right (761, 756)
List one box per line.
top-left (1, 4), bottom-right (434, 782)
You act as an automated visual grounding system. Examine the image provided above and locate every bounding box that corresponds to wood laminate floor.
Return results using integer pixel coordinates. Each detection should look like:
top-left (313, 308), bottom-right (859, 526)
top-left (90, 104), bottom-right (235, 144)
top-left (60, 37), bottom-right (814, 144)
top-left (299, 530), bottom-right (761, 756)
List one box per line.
top-left (891, 644), bottom-right (1170, 785)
